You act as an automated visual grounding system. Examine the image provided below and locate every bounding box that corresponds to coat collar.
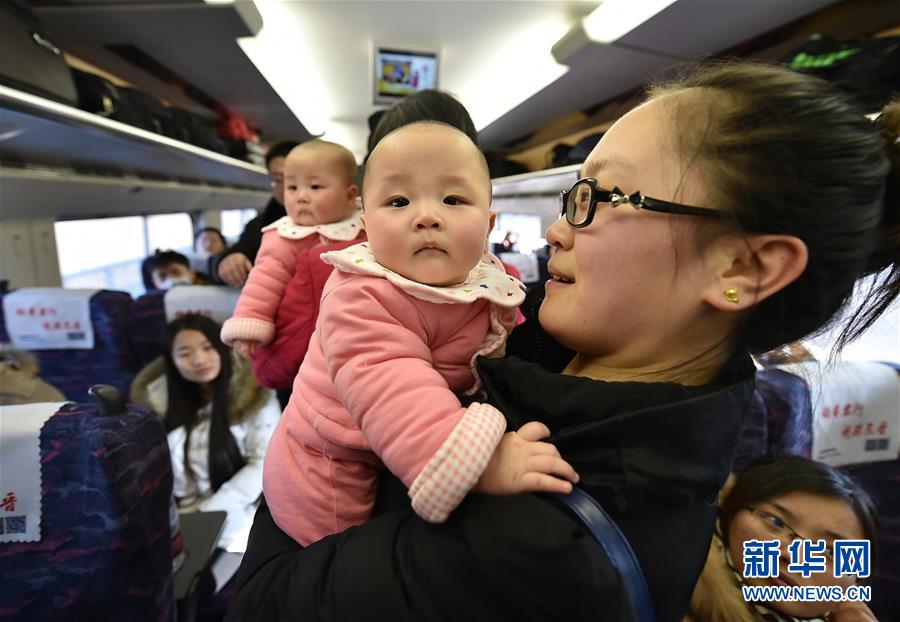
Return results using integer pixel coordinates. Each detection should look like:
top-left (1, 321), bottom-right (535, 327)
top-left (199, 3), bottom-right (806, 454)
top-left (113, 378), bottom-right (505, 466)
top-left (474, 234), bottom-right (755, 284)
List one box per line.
top-left (476, 353), bottom-right (756, 512)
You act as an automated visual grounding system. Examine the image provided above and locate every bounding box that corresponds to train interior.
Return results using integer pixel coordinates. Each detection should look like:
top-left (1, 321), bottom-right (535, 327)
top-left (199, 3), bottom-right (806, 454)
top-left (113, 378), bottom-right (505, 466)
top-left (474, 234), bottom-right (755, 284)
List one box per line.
top-left (0, 0), bottom-right (898, 620)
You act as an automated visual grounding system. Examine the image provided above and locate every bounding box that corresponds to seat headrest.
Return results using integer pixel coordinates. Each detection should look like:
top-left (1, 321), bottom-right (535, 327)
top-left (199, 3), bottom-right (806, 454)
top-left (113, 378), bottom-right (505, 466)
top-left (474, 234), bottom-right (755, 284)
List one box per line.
top-left (163, 285), bottom-right (240, 324)
top-left (1, 288), bottom-right (100, 350)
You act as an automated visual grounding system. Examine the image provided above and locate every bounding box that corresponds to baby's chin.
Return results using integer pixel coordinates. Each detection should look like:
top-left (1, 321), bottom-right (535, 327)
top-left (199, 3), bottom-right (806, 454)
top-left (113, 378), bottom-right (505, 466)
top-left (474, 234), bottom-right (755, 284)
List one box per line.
top-left (378, 260), bottom-right (466, 287)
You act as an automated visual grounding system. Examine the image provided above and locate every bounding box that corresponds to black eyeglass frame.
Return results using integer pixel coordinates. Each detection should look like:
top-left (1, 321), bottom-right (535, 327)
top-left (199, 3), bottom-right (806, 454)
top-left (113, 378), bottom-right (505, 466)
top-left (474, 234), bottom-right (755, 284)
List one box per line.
top-left (560, 177), bottom-right (723, 228)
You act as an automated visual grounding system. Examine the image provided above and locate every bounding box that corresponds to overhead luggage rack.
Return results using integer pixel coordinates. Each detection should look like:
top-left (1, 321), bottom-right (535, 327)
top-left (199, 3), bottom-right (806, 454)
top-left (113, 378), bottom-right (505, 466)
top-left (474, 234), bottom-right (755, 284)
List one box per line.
top-left (0, 85), bottom-right (269, 191)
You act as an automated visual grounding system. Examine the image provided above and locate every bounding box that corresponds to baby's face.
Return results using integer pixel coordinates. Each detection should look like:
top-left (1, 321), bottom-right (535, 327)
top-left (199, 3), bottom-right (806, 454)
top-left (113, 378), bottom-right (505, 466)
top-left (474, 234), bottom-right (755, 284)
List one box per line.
top-left (283, 150), bottom-right (356, 226)
top-left (363, 125), bottom-right (493, 286)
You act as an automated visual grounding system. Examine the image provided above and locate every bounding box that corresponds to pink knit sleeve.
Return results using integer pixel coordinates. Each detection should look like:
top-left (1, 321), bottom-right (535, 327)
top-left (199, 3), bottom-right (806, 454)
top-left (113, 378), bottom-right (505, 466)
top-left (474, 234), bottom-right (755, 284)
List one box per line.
top-left (319, 277), bottom-right (506, 521)
top-left (221, 232), bottom-right (310, 346)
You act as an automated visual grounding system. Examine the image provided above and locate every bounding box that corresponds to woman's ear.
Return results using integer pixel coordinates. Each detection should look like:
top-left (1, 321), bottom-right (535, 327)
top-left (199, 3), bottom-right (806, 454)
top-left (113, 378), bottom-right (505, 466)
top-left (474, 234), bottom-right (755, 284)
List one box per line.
top-left (703, 233), bottom-right (808, 311)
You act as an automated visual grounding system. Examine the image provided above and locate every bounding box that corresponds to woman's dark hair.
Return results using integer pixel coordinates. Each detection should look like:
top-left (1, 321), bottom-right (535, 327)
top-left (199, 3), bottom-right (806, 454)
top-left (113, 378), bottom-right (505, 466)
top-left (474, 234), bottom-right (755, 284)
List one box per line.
top-left (721, 455), bottom-right (880, 571)
top-left (651, 62), bottom-right (899, 354)
top-left (163, 314), bottom-right (246, 491)
top-left (194, 227), bottom-right (226, 250)
top-left (366, 90), bottom-right (478, 160)
top-left (141, 249), bottom-right (191, 292)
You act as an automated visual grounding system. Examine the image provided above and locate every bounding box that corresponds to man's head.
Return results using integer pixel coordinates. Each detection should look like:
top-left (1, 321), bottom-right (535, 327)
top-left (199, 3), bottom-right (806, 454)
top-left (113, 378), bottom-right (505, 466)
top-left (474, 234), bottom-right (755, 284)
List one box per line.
top-left (194, 227), bottom-right (226, 254)
top-left (265, 140), bottom-right (302, 205)
top-left (142, 250), bottom-right (195, 291)
top-left (283, 140), bottom-right (359, 226)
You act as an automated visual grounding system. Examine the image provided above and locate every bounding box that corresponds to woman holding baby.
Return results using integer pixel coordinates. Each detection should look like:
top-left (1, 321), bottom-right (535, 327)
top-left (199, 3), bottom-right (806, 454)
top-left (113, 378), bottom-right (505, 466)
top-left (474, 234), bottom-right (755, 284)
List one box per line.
top-left (225, 62), bottom-right (899, 621)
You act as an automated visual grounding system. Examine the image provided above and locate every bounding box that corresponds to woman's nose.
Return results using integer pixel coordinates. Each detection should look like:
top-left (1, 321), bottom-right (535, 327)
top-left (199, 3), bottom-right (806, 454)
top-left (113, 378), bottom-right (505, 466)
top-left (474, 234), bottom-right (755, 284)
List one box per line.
top-left (545, 216), bottom-right (571, 249)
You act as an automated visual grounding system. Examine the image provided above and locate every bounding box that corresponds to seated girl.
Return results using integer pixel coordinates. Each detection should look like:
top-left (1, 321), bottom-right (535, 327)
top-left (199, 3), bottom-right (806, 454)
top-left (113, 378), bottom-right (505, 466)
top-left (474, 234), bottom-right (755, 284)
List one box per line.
top-left (130, 314), bottom-right (280, 557)
top-left (689, 455), bottom-right (880, 622)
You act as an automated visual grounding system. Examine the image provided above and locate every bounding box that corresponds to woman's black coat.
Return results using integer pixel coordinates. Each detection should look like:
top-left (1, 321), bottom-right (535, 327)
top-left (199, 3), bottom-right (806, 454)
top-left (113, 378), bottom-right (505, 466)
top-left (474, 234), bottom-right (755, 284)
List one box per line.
top-left (225, 352), bottom-right (755, 622)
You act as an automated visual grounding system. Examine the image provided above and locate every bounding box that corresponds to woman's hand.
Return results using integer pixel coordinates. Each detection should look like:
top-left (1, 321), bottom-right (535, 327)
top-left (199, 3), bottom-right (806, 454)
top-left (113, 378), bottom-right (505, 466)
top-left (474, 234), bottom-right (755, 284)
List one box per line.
top-left (474, 421), bottom-right (579, 495)
top-left (233, 338), bottom-right (258, 360)
top-left (829, 601), bottom-right (879, 622)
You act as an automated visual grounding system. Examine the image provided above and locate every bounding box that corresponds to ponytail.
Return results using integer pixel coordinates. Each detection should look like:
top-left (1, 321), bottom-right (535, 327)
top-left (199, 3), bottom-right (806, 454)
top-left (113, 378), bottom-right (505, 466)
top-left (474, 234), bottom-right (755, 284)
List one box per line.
top-left (839, 100), bottom-right (900, 349)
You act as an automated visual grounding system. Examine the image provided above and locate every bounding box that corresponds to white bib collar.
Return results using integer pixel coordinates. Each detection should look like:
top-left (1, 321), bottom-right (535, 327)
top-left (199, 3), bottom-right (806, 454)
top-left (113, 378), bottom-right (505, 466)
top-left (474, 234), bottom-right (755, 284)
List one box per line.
top-left (262, 208), bottom-right (364, 241)
top-left (321, 242), bottom-right (525, 307)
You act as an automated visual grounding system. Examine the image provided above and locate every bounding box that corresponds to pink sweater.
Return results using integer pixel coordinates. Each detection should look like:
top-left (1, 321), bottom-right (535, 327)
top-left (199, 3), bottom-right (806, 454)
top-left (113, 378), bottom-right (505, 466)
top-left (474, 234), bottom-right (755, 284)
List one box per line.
top-left (264, 245), bottom-right (525, 545)
top-left (221, 213), bottom-right (364, 346)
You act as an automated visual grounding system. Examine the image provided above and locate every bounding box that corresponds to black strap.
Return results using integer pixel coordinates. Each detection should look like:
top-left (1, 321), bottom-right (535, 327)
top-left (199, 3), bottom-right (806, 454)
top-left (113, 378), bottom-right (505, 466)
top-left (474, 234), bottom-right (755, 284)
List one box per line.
top-left (552, 487), bottom-right (655, 622)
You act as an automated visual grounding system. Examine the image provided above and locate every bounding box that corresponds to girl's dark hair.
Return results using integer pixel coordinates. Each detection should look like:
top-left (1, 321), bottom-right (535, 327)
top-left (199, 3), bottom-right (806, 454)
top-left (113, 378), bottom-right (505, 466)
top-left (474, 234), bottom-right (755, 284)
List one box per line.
top-left (163, 314), bottom-right (245, 491)
top-left (652, 62), bottom-right (900, 353)
top-left (721, 455), bottom-right (880, 571)
top-left (366, 90), bottom-right (478, 160)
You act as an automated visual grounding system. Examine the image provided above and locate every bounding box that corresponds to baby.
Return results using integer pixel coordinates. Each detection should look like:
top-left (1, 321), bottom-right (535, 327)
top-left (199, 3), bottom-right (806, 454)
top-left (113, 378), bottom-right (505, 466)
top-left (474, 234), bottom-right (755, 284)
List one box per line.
top-left (263, 122), bottom-right (578, 546)
top-left (221, 140), bottom-right (364, 357)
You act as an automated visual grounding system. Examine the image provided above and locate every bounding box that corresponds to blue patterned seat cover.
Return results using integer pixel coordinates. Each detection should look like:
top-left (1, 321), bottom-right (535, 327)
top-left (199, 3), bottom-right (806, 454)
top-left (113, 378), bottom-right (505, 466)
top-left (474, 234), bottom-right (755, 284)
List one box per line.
top-left (0, 290), bottom-right (139, 400)
top-left (130, 290), bottom-right (169, 368)
top-left (0, 402), bottom-right (175, 621)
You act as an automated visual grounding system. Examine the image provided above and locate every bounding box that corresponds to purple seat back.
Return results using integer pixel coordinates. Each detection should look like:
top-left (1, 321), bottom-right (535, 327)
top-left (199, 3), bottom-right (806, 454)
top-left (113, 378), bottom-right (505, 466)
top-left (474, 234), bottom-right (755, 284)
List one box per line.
top-left (733, 368), bottom-right (813, 471)
top-left (0, 402), bottom-right (175, 621)
top-left (0, 290), bottom-right (139, 400)
top-left (131, 291), bottom-right (168, 368)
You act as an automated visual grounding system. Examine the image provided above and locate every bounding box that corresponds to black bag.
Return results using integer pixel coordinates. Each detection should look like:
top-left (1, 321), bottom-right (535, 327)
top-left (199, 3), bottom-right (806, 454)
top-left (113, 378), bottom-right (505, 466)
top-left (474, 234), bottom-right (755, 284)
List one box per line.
top-left (170, 108), bottom-right (226, 153)
top-left (117, 87), bottom-right (178, 138)
top-left (0, 1), bottom-right (77, 105)
top-left (782, 34), bottom-right (900, 110)
top-left (223, 139), bottom-right (266, 165)
top-left (71, 68), bottom-right (140, 125)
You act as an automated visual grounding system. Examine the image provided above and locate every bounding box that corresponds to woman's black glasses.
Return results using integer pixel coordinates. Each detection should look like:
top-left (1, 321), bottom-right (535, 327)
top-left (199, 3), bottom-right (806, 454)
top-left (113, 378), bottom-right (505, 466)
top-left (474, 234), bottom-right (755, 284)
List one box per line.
top-left (560, 177), bottom-right (722, 228)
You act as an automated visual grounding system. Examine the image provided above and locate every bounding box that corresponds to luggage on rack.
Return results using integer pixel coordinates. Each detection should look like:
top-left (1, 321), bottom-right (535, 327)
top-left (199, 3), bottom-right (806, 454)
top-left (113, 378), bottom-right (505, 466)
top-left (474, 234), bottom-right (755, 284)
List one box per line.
top-left (781, 33), bottom-right (900, 110)
top-left (118, 87), bottom-right (178, 138)
top-left (71, 68), bottom-right (142, 126)
top-left (0, 0), bottom-right (77, 105)
top-left (170, 108), bottom-right (226, 154)
top-left (223, 139), bottom-right (266, 166)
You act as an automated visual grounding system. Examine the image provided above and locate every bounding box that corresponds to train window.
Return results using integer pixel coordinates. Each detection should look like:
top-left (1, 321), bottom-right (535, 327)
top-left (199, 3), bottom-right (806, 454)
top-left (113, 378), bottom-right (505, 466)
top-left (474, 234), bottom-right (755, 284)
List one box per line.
top-left (220, 208), bottom-right (259, 241)
top-left (55, 216), bottom-right (147, 297)
top-left (490, 213), bottom-right (545, 254)
top-left (147, 213), bottom-right (193, 254)
top-left (55, 213), bottom-right (193, 297)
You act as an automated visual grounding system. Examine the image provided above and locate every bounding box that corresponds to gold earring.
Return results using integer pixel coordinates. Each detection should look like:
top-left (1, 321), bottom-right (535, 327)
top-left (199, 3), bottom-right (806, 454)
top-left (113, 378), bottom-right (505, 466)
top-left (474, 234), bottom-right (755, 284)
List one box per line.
top-left (724, 288), bottom-right (739, 304)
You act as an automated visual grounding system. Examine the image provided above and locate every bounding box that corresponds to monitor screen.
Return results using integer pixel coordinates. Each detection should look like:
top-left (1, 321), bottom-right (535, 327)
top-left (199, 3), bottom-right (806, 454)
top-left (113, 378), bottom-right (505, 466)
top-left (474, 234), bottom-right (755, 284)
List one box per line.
top-left (373, 47), bottom-right (438, 103)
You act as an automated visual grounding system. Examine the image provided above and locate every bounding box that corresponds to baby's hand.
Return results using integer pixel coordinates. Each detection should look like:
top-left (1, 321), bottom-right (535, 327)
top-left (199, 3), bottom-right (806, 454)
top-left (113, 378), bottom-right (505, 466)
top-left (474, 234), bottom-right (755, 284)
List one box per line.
top-left (474, 421), bottom-right (579, 495)
top-left (232, 339), bottom-right (258, 360)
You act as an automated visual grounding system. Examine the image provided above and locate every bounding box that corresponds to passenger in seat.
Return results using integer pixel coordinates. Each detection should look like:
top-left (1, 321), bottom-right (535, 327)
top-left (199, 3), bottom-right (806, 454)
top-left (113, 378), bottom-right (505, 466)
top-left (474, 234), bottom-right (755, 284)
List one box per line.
top-left (221, 140), bottom-right (364, 361)
top-left (262, 122), bottom-right (573, 547)
top-left (195, 227), bottom-right (227, 255)
top-left (130, 314), bottom-right (280, 556)
top-left (141, 249), bottom-right (209, 292)
top-left (689, 455), bottom-right (880, 622)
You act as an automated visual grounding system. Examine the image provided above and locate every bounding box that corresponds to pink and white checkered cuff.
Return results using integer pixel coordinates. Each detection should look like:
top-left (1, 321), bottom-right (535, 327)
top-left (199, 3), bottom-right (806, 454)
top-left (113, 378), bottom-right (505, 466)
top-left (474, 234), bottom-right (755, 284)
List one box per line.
top-left (220, 317), bottom-right (275, 346)
top-left (409, 402), bottom-right (506, 523)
